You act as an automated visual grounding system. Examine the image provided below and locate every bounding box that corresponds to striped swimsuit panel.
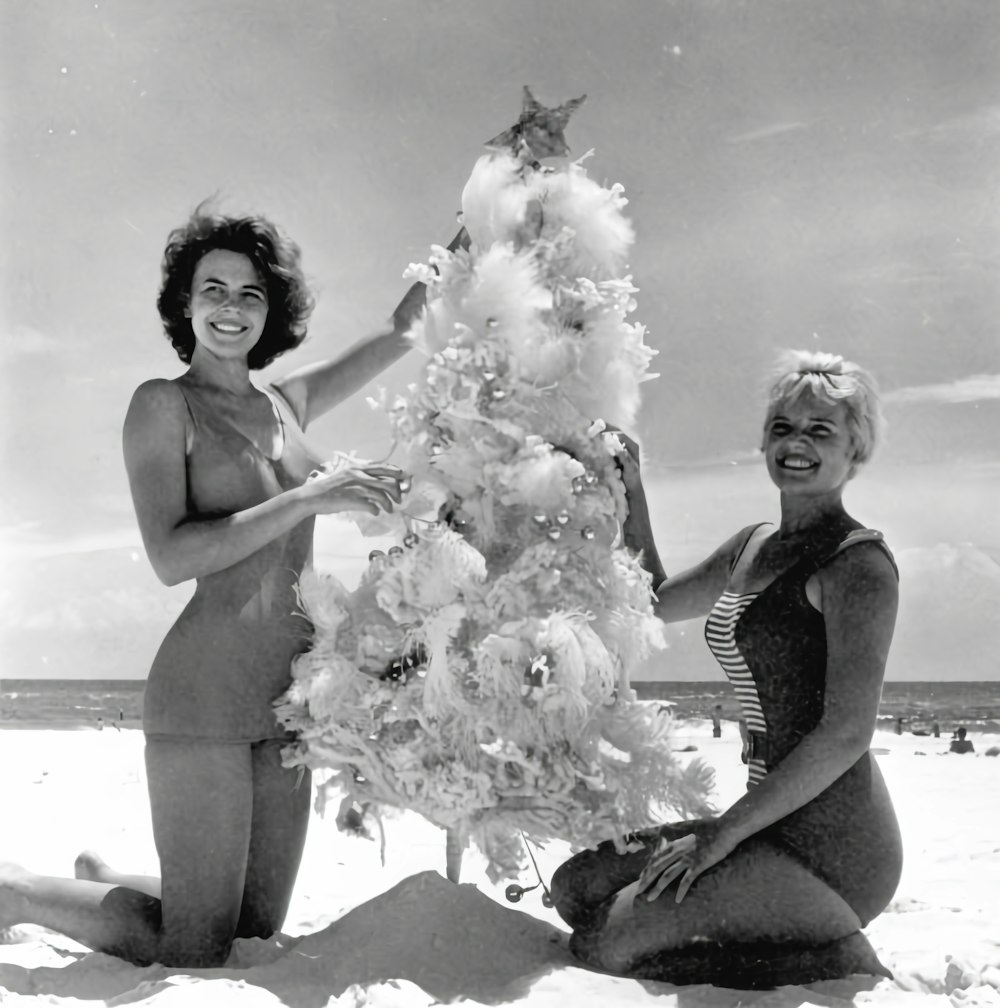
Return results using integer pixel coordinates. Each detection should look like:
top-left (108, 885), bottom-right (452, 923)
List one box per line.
top-left (705, 591), bottom-right (768, 787)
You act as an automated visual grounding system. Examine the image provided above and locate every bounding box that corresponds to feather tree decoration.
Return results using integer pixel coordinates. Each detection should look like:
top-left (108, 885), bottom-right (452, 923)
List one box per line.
top-left (275, 90), bottom-right (714, 882)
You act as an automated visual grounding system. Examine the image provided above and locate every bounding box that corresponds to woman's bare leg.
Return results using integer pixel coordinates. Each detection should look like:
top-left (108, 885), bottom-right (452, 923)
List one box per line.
top-left (571, 838), bottom-right (863, 974)
top-left (65, 741), bottom-right (309, 951)
top-left (144, 738), bottom-right (256, 966)
top-left (235, 740), bottom-right (311, 939)
top-left (72, 740), bottom-right (311, 933)
top-left (0, 861), bottom-right (162, 962)
top-left (2, 739), bottom-right (256, 966)
top-left (74, 850), bottom-right (161, 899)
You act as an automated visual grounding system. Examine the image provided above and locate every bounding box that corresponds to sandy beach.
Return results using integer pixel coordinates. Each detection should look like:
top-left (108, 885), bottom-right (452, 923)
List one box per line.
top-left (1, 721), bottom-right (998, 1007)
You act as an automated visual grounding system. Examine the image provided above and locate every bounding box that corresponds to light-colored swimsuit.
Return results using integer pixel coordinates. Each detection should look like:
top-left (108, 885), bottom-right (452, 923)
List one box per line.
top-left (143, 379), bottom-right (323, 742)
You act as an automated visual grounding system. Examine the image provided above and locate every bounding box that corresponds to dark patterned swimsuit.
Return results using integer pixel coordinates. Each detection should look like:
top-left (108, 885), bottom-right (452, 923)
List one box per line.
top-left (703, 522), bottom-right (903, 925)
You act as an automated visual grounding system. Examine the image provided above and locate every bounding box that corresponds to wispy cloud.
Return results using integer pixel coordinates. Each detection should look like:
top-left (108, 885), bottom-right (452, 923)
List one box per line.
top-left (941, 105), bottom-right (1000, 135)
top-left (661, 448), bottom-right (765, 470)
top-left (0, 527), bottom-right (143, 559)
top-left (0, 325), bottom-right (63, 363)
top-left (726, 121), bottom-right (810, 144)
top-left (900, 104), bottom-right (1000, 141)
top-left (884, 374), bottom-right (1000, 405)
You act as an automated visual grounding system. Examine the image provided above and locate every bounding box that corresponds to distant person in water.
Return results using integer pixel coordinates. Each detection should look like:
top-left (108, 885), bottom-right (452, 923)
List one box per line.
top-left (711, 705), bottom-right (723, 738)
top-left (0, 204), bottom-right (467, 967)
top-left (949, 727), bottom-right (974, 754)
top-left (551, 351), bottom-right (902, 985)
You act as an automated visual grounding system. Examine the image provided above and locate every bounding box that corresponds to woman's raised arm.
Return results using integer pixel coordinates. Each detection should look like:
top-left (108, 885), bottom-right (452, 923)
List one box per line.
top-left (274, 228), bottom-right (469, 429)
top-left (615, 431), bottom-right (741, 623)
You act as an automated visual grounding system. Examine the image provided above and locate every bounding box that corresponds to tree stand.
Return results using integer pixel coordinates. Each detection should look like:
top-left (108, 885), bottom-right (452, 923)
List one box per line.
top-left (445, 826), bottom-right (466, 882)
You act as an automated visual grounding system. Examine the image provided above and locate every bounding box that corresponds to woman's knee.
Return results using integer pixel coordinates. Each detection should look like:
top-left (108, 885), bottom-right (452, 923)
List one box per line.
top-left (550, 847), bottom-right (612, 924)
top-left (550, 840), bottom-right (649, 930)
top-left (549, 857), bottom-right (586, 927)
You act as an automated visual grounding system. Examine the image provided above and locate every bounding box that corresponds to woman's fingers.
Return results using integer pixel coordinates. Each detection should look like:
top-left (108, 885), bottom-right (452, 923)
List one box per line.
top-left (312, 463), bottom-right (406, 484)
top-left (353, 485), bottom-right (398, 512)
top-left (674, 867), bottom-right (701, 904)
top-left (309, 477), bottom-right (401, 516)
top-left (644, 861), bottom-right (689, 902)
top-left (636, 834), bottom-right (698, 902)
top-left (354, 467), bottom-right (410, 503)
top-left (356, 463), bottom-right (405, 480)
top-left (637, 840), bottom-right (677, 889)
top-left (306, 460), bottom-right (414, 516)
top-left (348, 476), bottom-right (403, 504)
top-left (600, 424), bottom-right (639, 460)
top-left (316, 469), bottom-right (407, 504)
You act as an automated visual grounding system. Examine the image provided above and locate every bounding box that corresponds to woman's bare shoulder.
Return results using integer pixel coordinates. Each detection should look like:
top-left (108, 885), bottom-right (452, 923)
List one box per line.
top-left (126, 377), bottom-right (188, 417)
top-left (820, 537), bottom-right (899, 603)
top-left (127, 376), bottom-right (183, 404)
top-left (123, 379), bottom-right (189, 451)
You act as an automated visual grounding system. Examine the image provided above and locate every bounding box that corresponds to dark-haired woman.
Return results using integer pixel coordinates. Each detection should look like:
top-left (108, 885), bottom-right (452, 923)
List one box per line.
top-left (0, 209), bottom-right (466, 967)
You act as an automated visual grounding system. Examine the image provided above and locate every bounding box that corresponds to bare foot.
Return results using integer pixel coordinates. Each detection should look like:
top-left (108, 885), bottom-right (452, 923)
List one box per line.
top-left (0, 862), bottom-right (32, 929)
top-left (73, 849), bottom-right (110, 883)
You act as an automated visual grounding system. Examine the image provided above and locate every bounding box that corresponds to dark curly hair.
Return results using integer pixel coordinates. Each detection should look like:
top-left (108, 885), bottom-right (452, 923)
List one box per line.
top-left (157, 207), bottom-right (315, 370)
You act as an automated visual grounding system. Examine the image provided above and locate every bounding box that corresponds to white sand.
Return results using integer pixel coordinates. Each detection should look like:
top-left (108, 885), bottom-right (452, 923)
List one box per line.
top-left (2, 723), bottom-right (998, 1007)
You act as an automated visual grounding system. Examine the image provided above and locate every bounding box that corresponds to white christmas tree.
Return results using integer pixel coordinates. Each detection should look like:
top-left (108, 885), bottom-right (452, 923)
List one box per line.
top-left (275, 89), bottom-right (714, 884)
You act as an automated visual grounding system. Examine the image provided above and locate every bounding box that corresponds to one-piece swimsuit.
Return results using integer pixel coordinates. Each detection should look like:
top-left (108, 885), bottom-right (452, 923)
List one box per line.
top-left (703, 522), bottom-right (903, 925)
top-left (143, 379), bottom-right (324, 742)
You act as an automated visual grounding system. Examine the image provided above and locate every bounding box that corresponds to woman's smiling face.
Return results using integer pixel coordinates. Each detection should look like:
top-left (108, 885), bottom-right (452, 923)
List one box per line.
top-left (763, 392), bottom-right (857, 496)
top-left (186, 249), bottom-right (269, 361)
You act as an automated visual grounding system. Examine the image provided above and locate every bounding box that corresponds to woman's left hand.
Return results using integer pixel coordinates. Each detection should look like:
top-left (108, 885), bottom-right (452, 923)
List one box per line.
top-left (635, 818), bottom-right (740, 904)
top-left (596, 423), bottom-right (642, 494)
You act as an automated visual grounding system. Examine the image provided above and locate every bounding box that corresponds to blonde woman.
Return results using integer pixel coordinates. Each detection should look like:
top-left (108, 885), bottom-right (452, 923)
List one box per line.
top-left (554, 351), bottom-right (902, 985)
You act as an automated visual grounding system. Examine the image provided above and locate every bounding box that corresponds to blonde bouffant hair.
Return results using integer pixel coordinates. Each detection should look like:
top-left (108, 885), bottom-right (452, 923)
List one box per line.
top-left (763, 350), bottom-right (885, 467)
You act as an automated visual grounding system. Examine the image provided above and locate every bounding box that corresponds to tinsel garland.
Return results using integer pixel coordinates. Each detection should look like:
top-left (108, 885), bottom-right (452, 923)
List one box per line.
top-left (275, 139), bottom-right (715, 881)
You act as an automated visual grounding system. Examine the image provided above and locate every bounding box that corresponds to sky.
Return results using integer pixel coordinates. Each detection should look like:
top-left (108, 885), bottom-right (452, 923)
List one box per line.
top-left (2, 0), bottom-right (999, 679)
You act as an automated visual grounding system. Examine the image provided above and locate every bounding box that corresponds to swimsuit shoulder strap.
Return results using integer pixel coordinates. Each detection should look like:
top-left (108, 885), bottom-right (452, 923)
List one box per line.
top-left (729, 522), bottom-right (773, 576)
top-left (819, 528), bottom-right (899, 579)
top-left (172, 379), bottom-right (198, 455)
top-left (266, 383), bottom-right (304, 430)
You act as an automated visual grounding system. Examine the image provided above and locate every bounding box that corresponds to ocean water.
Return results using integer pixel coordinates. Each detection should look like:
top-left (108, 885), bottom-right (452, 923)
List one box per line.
top-left (633, 680), bottom-right (1000, 734)
top-left (1, 679), bottom-right (145, 730)
top-left (2, 678), bottom-right (998, 734)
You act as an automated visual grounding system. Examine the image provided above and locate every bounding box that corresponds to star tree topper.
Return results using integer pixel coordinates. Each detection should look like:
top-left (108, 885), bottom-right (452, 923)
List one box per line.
top-left (485, 86), bottom-right (587, 160)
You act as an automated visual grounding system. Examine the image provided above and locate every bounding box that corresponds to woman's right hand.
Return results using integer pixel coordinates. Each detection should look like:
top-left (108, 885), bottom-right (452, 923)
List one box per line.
top-left (299, 463), bottom-right (406, 517)
top-left (601, 425), bottom-right (644, 498)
